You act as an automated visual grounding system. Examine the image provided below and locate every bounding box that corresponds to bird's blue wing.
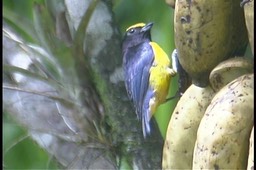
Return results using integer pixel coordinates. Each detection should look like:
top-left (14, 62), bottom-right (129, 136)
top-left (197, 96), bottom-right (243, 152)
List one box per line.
top-left (123, 43), bottom-right (154, 120)
top-left (142, 88), bottom-right (154, 137)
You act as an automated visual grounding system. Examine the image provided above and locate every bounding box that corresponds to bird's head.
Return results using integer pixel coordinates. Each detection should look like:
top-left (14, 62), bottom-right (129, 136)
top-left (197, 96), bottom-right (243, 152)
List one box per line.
top-left (122, 22), bottom-right (154, 50)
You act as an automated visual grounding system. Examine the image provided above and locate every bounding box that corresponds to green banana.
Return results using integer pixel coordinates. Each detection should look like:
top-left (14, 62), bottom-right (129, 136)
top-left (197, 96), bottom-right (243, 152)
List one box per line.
top-left (209, 57), bottom-right (254, 92)
top-left (174, 0), bottom-right (248, 87)
top-left (243, 0), bottom-right (254, 55)
top-left (162, 84), bottom-right (215, 169)
top-left (193, 74), bottom-right (254, 169)
top-left (247, 126), bottom-right (254, 170)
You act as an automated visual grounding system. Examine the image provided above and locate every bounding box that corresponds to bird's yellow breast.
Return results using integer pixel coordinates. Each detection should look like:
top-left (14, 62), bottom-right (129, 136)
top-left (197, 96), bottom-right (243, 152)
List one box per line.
top-left (149, 42), bottom-right (170, 67)
top-left (148, 42), bottom-right (174, 114)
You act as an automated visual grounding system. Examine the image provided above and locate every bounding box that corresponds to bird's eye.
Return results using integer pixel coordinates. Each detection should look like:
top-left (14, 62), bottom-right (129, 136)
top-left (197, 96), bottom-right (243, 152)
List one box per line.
top-left (128, 28), bottom-right (135, 34)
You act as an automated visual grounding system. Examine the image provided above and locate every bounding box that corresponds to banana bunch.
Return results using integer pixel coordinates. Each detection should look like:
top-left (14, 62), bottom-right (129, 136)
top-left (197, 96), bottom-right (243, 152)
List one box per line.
top-left (173, 0), bottom-right (248, 87)
top-left (162, 0), bottom-right (254, 169)
top-left (162, 57), bottom-right (254, 169)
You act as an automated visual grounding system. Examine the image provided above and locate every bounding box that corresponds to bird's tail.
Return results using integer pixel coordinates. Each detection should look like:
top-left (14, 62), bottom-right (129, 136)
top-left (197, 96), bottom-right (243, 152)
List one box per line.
top-left (142, 109), bottom-right (151, 138)
top-left (142, 90), bottom-right (154, 138)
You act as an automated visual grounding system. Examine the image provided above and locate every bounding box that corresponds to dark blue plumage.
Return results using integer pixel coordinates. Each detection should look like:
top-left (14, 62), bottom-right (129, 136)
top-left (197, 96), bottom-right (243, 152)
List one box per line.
top-left (122, 23), bottom-right (156, 137)
top-left (122, 22), bottom-right (175, 138)
top-left (123, 43), bottom-right (154, 120)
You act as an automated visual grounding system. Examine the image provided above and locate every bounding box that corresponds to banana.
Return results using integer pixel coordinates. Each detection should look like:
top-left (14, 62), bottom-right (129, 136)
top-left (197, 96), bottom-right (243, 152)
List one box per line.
top-left (247, 126), bottom-right (254, 170)
top-left (243, 0), bottom-right (254, 55)
top-left (174, 0), bottom-right (248, 87)
top-left (162, 84), bottom-right (215, 169)
top-left (193, 74), bottom-right (254, 169)
top-left (209, 57), bottom-right (254, 92)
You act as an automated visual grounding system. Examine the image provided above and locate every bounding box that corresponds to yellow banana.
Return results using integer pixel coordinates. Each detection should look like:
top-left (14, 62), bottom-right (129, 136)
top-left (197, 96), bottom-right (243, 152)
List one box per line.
top-left (193, 74), bottom-right (254, 169)
top-left (162, 84), bottom-right (215, 169)
top-left (174, 0), bottom-right (248, 87)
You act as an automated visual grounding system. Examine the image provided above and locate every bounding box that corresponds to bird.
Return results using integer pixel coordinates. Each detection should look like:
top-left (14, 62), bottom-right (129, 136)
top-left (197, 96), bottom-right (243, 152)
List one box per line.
top-left (121, 22), bottom-right (176, 138)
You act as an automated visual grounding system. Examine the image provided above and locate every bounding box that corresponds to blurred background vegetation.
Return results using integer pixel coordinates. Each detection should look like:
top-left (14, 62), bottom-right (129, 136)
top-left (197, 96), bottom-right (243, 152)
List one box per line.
top-left (3, 0), bottom-right (177, 169)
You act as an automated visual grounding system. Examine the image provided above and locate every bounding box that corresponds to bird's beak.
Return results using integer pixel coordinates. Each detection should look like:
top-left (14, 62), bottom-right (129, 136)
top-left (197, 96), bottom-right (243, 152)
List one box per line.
top-left (141, 22), bottom-right (154, 32)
